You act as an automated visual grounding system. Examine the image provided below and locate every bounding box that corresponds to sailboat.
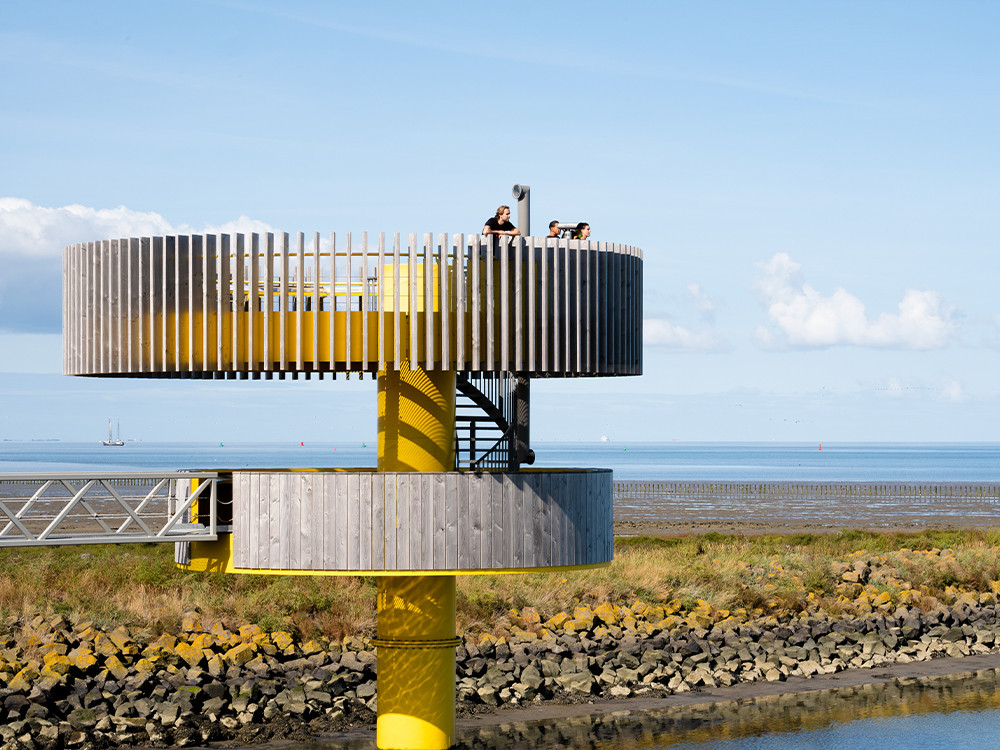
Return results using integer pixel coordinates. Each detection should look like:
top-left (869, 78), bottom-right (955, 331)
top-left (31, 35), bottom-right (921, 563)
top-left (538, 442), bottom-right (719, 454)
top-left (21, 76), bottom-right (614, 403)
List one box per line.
top-left (102, 418), bottom-right (125, 447)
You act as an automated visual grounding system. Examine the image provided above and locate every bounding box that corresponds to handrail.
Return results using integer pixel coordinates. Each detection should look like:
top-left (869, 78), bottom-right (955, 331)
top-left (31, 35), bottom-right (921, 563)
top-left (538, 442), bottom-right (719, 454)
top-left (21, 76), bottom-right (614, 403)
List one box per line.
top-left (0, 471), bottom-right (220, 547)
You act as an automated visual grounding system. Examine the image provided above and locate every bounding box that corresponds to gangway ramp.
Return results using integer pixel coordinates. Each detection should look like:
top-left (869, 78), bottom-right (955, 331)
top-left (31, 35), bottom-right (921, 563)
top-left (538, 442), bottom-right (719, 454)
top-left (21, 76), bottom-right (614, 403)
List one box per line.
top-left (0, 472), bottom-right (221, 547)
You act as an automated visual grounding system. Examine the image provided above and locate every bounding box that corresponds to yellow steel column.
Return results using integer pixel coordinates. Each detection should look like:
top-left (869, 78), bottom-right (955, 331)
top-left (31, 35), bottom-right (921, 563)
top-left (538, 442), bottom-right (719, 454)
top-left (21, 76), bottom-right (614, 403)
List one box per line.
top-left (374, 576), bottom-right (458, 750)
top-left (378, 365), bottom-right (456, 473)
top-left (375, 362), bottom-right (457, 750)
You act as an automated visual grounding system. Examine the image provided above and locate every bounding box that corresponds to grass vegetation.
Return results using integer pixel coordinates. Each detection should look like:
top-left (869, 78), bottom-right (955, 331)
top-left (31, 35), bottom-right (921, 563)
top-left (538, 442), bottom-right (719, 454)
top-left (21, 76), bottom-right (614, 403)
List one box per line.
top-left (3, 528), bottom-right (1000, 640)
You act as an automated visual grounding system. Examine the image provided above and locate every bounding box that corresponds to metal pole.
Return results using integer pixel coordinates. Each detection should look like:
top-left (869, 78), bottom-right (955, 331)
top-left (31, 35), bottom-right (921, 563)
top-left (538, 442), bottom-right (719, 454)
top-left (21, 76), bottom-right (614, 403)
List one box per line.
top-left (512, 184), bottom-right (530, 237)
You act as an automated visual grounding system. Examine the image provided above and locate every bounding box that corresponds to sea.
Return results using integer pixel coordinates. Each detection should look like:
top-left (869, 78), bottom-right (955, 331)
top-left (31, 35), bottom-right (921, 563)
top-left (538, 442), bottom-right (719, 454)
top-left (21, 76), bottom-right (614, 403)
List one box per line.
top-left (3, 441), bottom-right (1000, 481)
top-left (4, 440), bottom-right (1000, 749)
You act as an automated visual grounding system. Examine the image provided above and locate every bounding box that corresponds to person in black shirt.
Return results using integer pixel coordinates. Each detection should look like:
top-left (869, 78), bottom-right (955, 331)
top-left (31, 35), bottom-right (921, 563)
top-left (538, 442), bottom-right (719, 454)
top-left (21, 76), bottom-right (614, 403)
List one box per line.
top-left (547, 220), bottom-right (562, 238)
top-left (483, 205), bottom-right (520, 236)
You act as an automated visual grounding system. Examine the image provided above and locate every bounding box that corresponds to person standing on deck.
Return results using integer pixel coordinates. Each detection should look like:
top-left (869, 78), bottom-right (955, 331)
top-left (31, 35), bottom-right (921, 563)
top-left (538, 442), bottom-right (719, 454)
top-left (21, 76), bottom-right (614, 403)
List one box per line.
top-left (483, 205), bottom-right (520, 237)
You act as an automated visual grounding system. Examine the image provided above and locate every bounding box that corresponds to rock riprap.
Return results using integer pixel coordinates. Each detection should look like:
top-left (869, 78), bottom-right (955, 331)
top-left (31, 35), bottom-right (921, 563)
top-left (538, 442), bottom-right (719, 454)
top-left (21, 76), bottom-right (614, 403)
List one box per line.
top-left (3, 593), bottom-right (1000, 748)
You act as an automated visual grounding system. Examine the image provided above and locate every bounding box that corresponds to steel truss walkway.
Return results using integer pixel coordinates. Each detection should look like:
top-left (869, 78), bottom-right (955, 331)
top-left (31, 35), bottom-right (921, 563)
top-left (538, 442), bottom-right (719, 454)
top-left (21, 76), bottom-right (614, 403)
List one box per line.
top-left (0, 472), bottom-right (220, 547)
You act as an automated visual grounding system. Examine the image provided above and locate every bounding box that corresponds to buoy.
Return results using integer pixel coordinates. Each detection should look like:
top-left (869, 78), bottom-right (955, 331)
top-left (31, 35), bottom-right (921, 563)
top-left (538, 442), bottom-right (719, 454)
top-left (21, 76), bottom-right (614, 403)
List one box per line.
top-left (300, 441), bottom-right (304, 447)
top-left (819, 443), bottom-right (822, 451)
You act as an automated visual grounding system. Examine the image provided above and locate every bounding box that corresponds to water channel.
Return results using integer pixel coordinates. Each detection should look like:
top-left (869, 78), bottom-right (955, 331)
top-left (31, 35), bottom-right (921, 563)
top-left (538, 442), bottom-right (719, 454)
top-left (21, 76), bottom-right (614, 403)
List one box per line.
top-left (294, 668), bottom-right (1000, 750)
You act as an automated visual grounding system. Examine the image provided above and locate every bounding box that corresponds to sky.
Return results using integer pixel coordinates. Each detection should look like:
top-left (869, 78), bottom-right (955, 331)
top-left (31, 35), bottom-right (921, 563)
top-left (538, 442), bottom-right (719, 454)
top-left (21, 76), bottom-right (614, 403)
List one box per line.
top-left (1, 0), bottom-right (998, 444)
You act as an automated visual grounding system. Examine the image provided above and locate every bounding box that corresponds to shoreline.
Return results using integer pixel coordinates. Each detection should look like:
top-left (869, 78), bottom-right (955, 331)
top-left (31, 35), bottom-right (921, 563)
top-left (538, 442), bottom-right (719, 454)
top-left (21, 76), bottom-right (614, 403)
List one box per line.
top-left (455, 651), bottom-right (1000, 730)
top-left (6, 596), bottom-right (1000, 748)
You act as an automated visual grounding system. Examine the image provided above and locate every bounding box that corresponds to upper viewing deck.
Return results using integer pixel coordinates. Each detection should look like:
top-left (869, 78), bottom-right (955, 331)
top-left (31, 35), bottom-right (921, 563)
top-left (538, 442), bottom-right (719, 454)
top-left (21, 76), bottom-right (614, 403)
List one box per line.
top-left (63, 232), bottom-right (642, 379)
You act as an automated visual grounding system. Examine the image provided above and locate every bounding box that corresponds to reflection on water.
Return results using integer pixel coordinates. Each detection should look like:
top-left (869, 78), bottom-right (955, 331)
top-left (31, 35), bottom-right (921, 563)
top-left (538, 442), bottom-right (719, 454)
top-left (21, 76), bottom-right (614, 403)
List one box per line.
top-left (451, 669), bottom-right (1000, 750)
top-left (237, 669), bottom-right (1000, 750)
top-left (460, 668), bottom-right (1000, 750)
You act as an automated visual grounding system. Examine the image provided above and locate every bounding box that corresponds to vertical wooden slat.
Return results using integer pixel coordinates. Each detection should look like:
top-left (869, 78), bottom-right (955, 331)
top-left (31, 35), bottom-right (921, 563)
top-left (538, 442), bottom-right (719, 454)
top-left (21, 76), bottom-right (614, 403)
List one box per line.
top-left (638, 247), bottom-right (644, 374)
top-left (424, 232), bottom-right (433, 370)
top-left (471, 236), bottom-right (480, 371)
top-left (433, 473), bottom-right (446, 568)
top-left (247, 234), bottom-right (259, 372)
top-left (278, 232), bottom-right (288, 372)
top-left (345, 233), bottom-right (353, 370)
top-left (267, 473), bottom-right (280, 567)
top-left (486, 237), bottom-right (495, 371)
top-left (280, 473), bottom-right (293, 568)
top-left (593, 243), bottom-right (602, 373)
top-left (446, 473), bottom-right (458, 569)
top-left (296, 476), bottom-right (309, 569)
top-left (321, 475), bottom-right (334, 568)
top-left (378, 233), bottom-right (386, 372)
top-left (512, 474), bottom-right (523, 568)
top-left (148, 238), bottom-right (158, 372)
top-left (576, 243), bottom-right (583, 372)
top-left (66, 245), bottom-right (74, 373)
top-left (408, 233), bottom-right (418, 370)
top-left (371, 473), bottom-right (384, 570)
top-left (113, 238), bottom-right (121, 372)
top-left (540, 240), bottom-right (549, 372)
top-left (296, 232), bottom-right (305, 371)
top-left (312, 232), bottom-right (320, 373)
top-left (458, 474), bottom-right (471, 569)
top-left (262, 232), bottom-right (274, 372)
top-left (384, 474), bottom-right (397, 570)
top-left (231, 235), bottom-right (242, 373)
top-left (361, 232), bottom-right (369, 372)
top-left (217, 234), bottom-right (228, 372)
top-left (500, 237), bottom-right (509, 372)
top-left (335, 474), bottom-right (348, 568)
top-left (551, 239), bottom-right (559, 372)
top-left (177, 235), bottom-right (190, 373)
top-left (614, 243), bottom-right (621, 371)
top-left (125, 238), bottom-right (136, 372)
top-left (393, 233), bottom-right (401, 369)
top-left (166, 235), bottom-right (176, 373)
top-left (99, 239), bottom-right (109, 373)
top-left (455, 234), bottom-right (465, 370)
top-left (515, 238), bottom-right (523, 371)
top-left (469, 475), bottom-right (482, 569)
top-left (439, 233), bottom-right (449, 370)
top-left (188, 234), bottom-right (202, 373)
top-left (329, 232), bottom-right (337, 373)
top-left (564, 242), bottom-right (571, 373)
top-left (347, 473), bottom-right (360, 568)
top-left (203, 234), bottom-right (214, 372)
top-left (417, 475), bottom-right (430, 568)
top-left (396, 475), bottom-right (409, 568)
top-left (491, 475), bottom-right (504, 568)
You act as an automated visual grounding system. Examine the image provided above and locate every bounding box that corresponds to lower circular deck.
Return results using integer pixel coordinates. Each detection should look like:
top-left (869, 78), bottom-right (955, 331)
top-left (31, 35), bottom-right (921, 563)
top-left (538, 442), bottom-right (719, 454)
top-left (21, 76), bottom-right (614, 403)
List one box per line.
top-left (186, 468), bottom-right (612, 574)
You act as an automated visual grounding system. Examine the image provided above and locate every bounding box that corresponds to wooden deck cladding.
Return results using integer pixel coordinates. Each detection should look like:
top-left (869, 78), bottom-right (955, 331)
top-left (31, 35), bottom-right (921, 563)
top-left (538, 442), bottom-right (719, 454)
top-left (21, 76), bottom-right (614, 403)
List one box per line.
top-left (231, 469), bottom-right (613, 572)
top-left (62, 232), bottom-right (642, 378)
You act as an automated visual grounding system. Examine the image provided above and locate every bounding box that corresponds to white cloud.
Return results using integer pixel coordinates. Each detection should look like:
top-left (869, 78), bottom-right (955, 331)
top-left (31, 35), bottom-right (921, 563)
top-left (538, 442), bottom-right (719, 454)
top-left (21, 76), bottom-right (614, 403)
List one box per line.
top-left (941, 379), bottom-right (965, 403)
top-left (0, 198), bottom-right (278, 333)
top-left (0, 197), bottom-right (276, 258)
top-left (644, 319), bottom-right (724, 350)
top-left (753, 252), bottom-right (956, 350)
top-left (644, 282), bottom-right (726, 351)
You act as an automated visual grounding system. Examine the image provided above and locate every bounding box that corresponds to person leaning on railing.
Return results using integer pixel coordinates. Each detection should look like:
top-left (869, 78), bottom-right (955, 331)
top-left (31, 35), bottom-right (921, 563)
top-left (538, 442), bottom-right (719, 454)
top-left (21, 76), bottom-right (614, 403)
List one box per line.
top-left (483, 205), bottom-right (521, 237)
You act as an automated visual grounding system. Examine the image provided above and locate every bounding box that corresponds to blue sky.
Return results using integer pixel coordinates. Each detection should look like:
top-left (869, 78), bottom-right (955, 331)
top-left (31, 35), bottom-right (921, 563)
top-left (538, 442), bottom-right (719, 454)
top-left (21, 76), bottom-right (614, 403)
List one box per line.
top-left (1, 1), bottom-right (998, 443)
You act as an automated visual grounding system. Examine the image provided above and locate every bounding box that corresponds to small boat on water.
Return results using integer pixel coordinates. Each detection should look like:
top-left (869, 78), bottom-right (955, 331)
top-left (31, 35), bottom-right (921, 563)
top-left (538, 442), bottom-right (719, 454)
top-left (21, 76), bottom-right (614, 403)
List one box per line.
top-left (102, 419), bottom-right (125, 447)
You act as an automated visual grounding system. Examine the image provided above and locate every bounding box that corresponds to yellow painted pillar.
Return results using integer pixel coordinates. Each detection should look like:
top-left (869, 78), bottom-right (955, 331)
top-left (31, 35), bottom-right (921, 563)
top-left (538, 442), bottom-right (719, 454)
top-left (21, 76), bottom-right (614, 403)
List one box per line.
top-left (375, 362), bottom-right (457, 750)
top-left (377, 365), bottom-right (456, 473)
top-left (374, 575), bottom-right (458, 750)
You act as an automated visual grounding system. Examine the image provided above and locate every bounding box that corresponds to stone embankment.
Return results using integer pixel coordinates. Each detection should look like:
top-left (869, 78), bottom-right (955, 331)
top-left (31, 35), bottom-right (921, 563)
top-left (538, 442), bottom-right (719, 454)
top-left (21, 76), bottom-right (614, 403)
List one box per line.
top-left (3, 594), bottom-right (1000, 749)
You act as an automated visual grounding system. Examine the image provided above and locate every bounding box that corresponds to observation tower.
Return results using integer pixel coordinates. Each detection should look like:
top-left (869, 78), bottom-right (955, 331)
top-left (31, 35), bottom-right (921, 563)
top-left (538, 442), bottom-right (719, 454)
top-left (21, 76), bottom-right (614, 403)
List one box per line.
top-left (61, 190), bottom-right (643, 749)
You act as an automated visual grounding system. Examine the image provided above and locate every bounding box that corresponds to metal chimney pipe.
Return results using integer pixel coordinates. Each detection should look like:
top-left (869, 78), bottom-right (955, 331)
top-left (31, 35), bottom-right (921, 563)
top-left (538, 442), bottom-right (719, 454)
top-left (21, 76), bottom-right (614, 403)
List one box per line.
top-left (512, 184), bottom-right (530, 237)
